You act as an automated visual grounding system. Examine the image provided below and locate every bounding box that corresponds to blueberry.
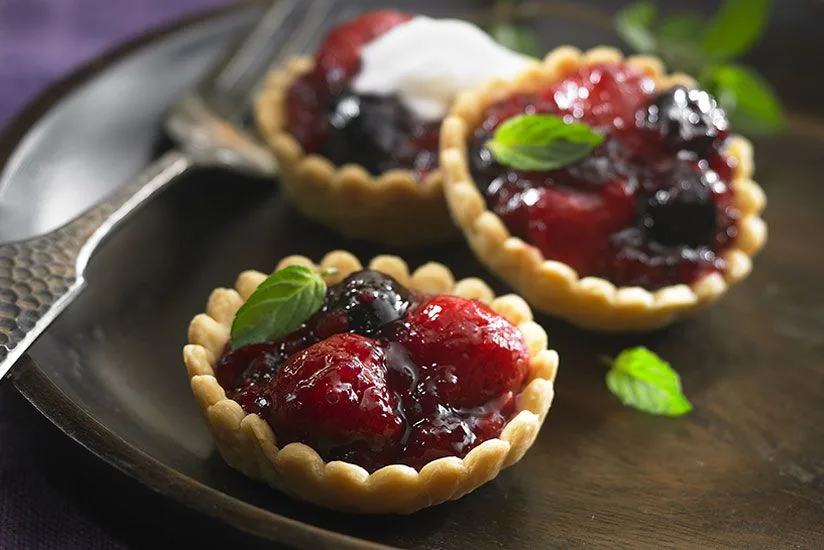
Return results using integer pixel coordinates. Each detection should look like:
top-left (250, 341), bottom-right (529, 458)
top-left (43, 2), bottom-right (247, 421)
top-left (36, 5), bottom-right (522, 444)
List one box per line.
top-left (643, 163), bottom-right (716, 248)
top-left (467, 134), bottom-right (502, 192)
top-left (324, 270), bottom-right (412, 337)
top-left (642, 86), bottom-right (728, 156)
top-left (565, 138), bottom-right (635, 186)
top-left (321, 92), bottom-right (417, 174)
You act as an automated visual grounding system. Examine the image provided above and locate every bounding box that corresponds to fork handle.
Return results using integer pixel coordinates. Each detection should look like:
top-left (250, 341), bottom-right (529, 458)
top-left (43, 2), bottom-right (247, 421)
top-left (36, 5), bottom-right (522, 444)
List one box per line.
top-left (0, 150), bottom-right (192, 380)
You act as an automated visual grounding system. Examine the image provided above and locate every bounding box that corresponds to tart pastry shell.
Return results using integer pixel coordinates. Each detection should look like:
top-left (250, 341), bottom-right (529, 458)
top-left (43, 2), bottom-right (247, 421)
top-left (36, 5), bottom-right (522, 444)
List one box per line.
top-left (255, 58), bottom-right (458, 245)
top-left (440, 46), bottom-right (768, 332)
top-left (183, 250), bottom-right (558, 514)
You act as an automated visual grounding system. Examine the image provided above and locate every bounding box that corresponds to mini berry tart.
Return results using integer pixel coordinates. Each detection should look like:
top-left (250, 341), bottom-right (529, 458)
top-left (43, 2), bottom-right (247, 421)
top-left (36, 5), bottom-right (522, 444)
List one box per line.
top-left (183, 251), bottom-right (557, 513)
top-left (255, 11), bottom-right (535, 245)
top-left (440, 46), bottom-right (767, 332)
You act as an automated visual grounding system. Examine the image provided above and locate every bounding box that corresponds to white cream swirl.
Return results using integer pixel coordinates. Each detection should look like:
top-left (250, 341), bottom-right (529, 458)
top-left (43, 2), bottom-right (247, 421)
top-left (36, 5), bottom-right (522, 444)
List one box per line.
top-left (352, 16), bottom-right (534, 121)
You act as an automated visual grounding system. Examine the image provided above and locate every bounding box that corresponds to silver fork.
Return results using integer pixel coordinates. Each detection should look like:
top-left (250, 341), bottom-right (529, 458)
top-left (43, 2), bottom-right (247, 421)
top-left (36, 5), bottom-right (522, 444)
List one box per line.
top-left (0, 0), bottom-right (336, 380)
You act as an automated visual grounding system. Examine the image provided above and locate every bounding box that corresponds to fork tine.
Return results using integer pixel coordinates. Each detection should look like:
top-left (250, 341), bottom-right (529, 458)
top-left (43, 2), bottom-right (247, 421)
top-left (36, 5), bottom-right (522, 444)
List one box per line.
top-left (207, 0), bottom-right (303, 91)
top-left (201, 0), bottom-right (335, 121)
top-left (167, 0), bottom-right (339, 176)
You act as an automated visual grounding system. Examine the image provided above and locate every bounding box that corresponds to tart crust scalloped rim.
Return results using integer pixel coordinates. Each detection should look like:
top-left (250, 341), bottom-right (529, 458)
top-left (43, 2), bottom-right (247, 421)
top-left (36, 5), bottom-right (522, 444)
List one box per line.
top-left (440, 46), bottom-right (768, 332)
top-left (183, 250), bottom-right (558, 514)
top-left (255, 57), bottom-right (466, 245)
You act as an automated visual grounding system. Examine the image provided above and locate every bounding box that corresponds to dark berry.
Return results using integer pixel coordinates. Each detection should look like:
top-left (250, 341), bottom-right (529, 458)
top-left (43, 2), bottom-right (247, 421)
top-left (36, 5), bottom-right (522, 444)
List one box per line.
top-left (321, 93), bottom-right (419, 175)
top-left (264, 333), bottom-right (404, 460)
top-left (403, 408), bottom-right (477, 468)
top-left (231, 388), bottom-right (272, 416)
top-left (607, 227), bottom-right (725, 289)
top-left (324, 269), bottom-right (412, 337)
top-left (467, 137), bottom-right (500, 192)
top-left (643, 163), bottom-right (716, 248)
top-left (641, 85), bottom-right (729, 157)
top-left (215, 342), bottom-right (282, 392)
top-left (286, 86), bottom-right (440, 177)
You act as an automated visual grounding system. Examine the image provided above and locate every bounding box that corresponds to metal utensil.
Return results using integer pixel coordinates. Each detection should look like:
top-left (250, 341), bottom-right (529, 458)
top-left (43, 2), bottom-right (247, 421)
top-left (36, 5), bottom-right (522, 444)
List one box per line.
top-left (0, 0), bottom-right (337, 380)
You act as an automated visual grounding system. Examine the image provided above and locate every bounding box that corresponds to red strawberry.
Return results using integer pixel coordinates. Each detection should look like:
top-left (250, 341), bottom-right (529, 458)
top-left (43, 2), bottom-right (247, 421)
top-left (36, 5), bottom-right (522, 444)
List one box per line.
top-left (491, 177), bottom-right (636, 277)
top-left (478, 93), bottom-right (540, 133)
top-left (540, 63), bottom-right (655, 132)
top-left (264, 333), bottom-right (403, 463)
top-left (315, 10), bottom-right (414, 85)
top-left (400, 296), bottom-right (530, 409)
top-left (285, 71), bottom-right (331, 153)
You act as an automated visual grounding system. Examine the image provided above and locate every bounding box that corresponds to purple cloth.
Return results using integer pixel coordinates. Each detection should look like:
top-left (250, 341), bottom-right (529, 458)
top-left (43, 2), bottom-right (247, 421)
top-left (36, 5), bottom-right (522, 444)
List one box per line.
top-left (0, 3), bottom-right (267, 548)
top-left (0, 0), bottom-right (233, 127)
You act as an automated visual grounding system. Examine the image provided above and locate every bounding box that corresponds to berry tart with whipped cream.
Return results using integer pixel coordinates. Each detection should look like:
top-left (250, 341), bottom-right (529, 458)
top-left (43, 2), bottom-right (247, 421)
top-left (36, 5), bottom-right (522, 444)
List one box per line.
top-left (183, 251), bottom-right (557, 513)
top-left (441, 46), bottom-right (767, 332)
top-left (255, 11), bottom-right (535, 245)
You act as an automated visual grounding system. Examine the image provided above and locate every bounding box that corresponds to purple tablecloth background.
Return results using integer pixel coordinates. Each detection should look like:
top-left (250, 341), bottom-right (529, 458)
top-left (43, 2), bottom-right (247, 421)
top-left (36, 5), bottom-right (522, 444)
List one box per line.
top-left (0, 0), bottom-right (232, 126)
top-left (0, 3), bottom-right (290, 548)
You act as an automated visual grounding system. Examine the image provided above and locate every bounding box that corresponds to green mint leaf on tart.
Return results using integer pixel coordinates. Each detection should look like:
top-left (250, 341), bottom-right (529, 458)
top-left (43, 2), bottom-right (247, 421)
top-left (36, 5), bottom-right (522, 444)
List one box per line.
top-left (614, 1), bottom-right (657, 54)
top-left (700, 0), bottom-right (770, 62)
top-left (487, 23), bottom-right (542, 57)
top-left (486, 114), bottom-right (605, 171)
top-left (230, 265), bottom-right (326, 350)
top-left (605, 347), bottom-right (693, 417)
top-left (700, 64), bottom-right (784, 135)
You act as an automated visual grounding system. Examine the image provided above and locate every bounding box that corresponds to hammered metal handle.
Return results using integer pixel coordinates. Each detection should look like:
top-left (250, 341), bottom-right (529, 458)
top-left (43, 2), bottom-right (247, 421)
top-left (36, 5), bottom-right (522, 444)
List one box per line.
top-left (0, 150), bottom-right (192, 378)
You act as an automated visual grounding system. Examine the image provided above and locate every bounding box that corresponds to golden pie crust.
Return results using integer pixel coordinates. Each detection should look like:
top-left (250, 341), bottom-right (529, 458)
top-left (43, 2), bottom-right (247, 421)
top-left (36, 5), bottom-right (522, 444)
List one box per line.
top-left (183, 250), bottom-right (558, 514)
top-left (440, 46), bottom-right (768, 332)
top-left (255, 57), bottom-right (457, 245)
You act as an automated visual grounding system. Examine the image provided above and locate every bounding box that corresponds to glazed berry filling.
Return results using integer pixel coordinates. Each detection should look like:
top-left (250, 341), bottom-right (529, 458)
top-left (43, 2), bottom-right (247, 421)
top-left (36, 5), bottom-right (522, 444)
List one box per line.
top-left (470, 63), bottom-right (739, 290)
top-left (215, 270), bottom-right (530, 472)
top-left (284, 10), bottom-right (440, 178)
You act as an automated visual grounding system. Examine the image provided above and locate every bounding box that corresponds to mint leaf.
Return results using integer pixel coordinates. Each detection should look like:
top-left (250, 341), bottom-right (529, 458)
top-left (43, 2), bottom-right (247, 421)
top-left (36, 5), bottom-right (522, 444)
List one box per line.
top-left (486, 114), bottom-right (604, 171)
top-left (614, 2), bottom-right (657, 53)
top-left (657, 14), bottom-right (704, 44)
top-left (606, 347), bottom-right (693, 416)
top-left (701, 0), bottom-right (770, 62)
top-left (701, 64), bottom-right (784, 135)
top-left (488, 23), bottom-right (542, 57)
top-left (230, 265), bottom-right (326, 350)
top-left (654, 14), bottom-right (705, 74)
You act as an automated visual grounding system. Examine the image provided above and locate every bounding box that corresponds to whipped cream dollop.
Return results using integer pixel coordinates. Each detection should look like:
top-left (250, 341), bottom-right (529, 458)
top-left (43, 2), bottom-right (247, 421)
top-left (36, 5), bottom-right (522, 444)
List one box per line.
top-left (352, 16), bottom-right (534, 121)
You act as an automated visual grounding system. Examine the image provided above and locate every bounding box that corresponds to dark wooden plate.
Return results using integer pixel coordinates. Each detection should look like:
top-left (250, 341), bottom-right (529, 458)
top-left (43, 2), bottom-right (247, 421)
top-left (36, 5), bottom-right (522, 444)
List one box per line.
top-left (3, 1), bottom-right (824, 548)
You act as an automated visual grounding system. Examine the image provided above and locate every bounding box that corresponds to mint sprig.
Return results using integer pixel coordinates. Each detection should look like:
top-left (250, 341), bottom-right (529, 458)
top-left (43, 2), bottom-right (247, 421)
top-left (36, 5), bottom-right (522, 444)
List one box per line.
top-left (614, 1), bottom-right (657, 54)
top-left (487, 0), bottom-right (541, 56)
top-left (614, 0), bottom-right (783, 135)
top-left (701, 0), bottom-right (769, 62)
top-left (230, 265), bottom-right (326, 350)
top-left (487, 23), bottom-right (542, 57)
top-left (486, 114), bottom-right (604, 171)
top-left (701, 64), bottom-right (784, 135)
top-left (605, 347), bottom-right (693, 417)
